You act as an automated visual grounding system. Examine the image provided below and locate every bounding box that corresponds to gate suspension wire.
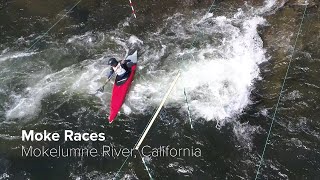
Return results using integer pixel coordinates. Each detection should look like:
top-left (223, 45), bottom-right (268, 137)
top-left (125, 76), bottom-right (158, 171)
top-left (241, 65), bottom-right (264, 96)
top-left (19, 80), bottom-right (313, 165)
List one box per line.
top-left (254, 1), bottom-right (309, 179)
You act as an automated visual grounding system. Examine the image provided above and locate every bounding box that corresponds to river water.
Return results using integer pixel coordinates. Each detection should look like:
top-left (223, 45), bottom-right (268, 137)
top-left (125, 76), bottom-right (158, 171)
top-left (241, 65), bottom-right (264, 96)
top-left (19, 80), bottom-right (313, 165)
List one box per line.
top-left (0, 0), bottom-right (319, 179)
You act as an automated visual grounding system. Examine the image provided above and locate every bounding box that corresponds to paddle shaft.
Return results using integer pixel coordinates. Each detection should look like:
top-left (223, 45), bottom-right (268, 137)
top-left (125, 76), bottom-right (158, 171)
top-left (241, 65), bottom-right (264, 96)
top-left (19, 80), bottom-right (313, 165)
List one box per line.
top-left (103, 74), bottom-right (113, 86)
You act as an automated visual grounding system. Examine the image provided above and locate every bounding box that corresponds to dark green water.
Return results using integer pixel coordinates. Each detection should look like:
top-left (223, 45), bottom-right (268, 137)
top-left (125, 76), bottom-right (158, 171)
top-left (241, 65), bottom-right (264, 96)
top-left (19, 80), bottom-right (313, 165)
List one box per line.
top-left (0, 0), bottom-right (319, 179)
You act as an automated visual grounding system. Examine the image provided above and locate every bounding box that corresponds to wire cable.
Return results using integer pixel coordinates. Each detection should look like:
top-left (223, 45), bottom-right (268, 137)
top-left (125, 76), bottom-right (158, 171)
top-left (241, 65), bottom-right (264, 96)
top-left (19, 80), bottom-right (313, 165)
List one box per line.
top-left (27, 0), bottom-right (82, 51)
top-left (254, 2), bottom-right (309, 179)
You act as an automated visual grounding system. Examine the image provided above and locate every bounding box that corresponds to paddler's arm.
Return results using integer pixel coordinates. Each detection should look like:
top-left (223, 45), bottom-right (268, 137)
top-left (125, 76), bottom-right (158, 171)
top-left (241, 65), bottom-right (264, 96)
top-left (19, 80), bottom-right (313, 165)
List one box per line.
top-left (121, 59), bottom-right (133, 68)
top-left (106, 67), bottom-right (114, 79)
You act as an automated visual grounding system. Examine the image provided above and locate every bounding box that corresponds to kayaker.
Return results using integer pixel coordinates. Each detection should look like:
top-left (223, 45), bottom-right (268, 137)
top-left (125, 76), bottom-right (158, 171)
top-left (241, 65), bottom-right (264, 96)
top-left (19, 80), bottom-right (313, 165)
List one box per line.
top-left (107, 58), bottom-right (133, 83)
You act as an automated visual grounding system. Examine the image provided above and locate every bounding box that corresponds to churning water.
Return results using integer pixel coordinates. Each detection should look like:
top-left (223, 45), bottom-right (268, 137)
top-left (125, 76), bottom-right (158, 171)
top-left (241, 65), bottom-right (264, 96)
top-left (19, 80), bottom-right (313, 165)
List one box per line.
top-left (0, 0), bottom-right (319, 179)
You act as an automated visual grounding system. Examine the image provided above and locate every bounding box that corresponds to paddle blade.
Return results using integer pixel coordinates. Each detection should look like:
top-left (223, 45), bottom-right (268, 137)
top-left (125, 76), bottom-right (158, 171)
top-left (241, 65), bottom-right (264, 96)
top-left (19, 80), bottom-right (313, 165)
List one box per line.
top-left (99, 86), bottom-right (105, 92)
top-left (97, 85), bottom-right (105, 92)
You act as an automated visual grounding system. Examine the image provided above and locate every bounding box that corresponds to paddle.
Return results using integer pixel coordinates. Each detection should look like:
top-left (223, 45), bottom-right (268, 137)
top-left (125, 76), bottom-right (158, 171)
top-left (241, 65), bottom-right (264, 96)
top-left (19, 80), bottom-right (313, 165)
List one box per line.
top-left (96, 59), bottom-right (123, 92)
top-left (97, 73), bottom-right (114, 92)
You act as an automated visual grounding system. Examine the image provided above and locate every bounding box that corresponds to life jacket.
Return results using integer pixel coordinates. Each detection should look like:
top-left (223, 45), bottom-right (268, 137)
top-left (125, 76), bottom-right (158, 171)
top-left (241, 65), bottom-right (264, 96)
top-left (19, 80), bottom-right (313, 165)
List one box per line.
top-left (113, 63), bottom-right (126, 76)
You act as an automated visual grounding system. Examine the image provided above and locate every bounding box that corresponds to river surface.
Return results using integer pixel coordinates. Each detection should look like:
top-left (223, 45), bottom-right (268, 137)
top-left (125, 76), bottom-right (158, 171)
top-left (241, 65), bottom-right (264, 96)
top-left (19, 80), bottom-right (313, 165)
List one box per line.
top-left (0, 0), bottom-right (319, 179)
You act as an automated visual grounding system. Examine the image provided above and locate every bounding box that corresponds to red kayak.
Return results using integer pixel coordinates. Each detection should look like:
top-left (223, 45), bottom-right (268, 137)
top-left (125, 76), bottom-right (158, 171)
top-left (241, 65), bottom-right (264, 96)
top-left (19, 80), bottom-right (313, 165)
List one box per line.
top-left (108, 51), bottom-right (138, 123)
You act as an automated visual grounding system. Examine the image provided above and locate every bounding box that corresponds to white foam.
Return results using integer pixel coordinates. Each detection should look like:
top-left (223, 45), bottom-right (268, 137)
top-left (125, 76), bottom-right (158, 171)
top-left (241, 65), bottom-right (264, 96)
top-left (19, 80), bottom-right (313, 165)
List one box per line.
top-left (122, 103), bottom-right (132, 115)
top-left (3, 24), bottom-right (132, 120)
top-left (255, 0), bottom-right (286, 15)
top-left (66, 31), bottom-right (105, 47)
top-left (5, 0), bottom-right (275, 130)
top-left (0, 173), bottom-right (10, 179)
top-left (5, 35), bottom-right (138, 120)
top-left (6, 70), bottom-right (66, 119)
top-left (128, 35), bottom-right (144, 46)
top-left (127, 14), bottom-right (267, 129)
top-left (0, 51), bottom-right (37, 62)
top-left (5, 58), bottom-right (108, 119)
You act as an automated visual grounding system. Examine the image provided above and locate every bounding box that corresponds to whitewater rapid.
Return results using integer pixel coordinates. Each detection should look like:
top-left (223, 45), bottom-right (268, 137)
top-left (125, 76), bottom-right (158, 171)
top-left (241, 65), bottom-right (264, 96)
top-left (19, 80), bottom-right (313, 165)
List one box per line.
top-left (127, 13), bottom-right (267, 126)
top-left (3, 1), bottom-right (279, 136)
